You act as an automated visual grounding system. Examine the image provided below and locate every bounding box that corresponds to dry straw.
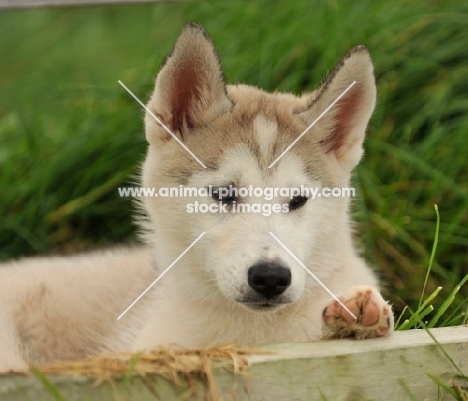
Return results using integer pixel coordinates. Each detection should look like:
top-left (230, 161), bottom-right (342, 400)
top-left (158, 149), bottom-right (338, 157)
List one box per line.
top-left (35, 344), bottom-right (275, 400)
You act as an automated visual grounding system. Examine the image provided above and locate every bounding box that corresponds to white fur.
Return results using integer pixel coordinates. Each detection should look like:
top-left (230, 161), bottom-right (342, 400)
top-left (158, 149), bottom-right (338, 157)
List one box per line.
top-left (254, 115), bottom-right (278, 159)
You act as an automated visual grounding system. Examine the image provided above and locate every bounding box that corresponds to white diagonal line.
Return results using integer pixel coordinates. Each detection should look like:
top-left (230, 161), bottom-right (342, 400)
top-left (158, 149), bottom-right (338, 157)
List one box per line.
top-left (268, 81), bottom-right (356, 169)
top-left (268, 232), bottom-right (357, 320)
top-left (117, 232), bottom-right (206, 320)
top-left (118, 80), bottom-right (207, 169)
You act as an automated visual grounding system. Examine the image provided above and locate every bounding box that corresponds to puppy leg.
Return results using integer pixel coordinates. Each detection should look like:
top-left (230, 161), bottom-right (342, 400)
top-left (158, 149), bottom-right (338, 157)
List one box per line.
top-left (0, 313), bottom-right (28, 372)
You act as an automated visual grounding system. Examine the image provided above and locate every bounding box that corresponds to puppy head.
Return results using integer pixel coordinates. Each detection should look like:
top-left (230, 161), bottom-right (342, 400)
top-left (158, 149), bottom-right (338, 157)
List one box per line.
top-left (141, 24), bottom-right (376, 310)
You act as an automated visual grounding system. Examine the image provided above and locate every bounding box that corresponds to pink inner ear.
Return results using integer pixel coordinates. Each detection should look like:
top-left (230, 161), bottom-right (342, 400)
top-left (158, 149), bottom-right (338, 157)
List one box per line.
top-left (322, 87), bottom-right (362, 155)
top-left (171, 63), bottom-right (202, 136)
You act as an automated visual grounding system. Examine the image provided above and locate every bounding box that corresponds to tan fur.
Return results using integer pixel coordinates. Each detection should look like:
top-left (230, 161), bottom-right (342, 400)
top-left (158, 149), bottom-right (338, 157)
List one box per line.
top-left (0, 23), bottom-right (393, 372)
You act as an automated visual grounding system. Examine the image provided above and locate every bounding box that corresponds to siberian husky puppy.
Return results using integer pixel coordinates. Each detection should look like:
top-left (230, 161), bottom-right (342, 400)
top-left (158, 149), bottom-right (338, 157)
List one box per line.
top-left (0, 23), bottom-right (393, 372)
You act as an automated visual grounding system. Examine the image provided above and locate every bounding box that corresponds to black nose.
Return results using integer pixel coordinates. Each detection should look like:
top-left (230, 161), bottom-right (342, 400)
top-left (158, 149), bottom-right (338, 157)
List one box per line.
top-left (248, 262), bottom-right (291, 299)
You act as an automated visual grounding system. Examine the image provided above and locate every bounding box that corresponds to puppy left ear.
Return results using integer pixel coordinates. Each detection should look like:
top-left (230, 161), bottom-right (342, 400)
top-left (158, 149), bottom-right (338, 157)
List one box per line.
top-left (298, 46), bottom-right (376, 170)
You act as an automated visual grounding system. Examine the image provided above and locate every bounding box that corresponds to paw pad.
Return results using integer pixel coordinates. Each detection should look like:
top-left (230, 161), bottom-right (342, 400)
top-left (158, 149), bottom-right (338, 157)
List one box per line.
top-left (322, 286), bottom-right (394, 339)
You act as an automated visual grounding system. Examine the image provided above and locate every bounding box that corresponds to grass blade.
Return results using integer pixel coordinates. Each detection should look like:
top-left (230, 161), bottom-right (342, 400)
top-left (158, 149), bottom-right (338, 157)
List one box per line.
top-left (122, 352), bottom-right (142, 386)
top-left (409, 309), bottom-right (467, 380)
top-left (418, 204), bottom-right (440, 309)
top-left (428, 373), bottom-right (461, 400)
top-left (400, 379), bottom-right (420, 400)
top-left (398, 286), bottom-right (441, 330)
top-left (31, 367), bottom-right (66, 401)
top-left (429, 274), bottom-right (468, 328)
top-left (395, 305), bottom-right (409, 330)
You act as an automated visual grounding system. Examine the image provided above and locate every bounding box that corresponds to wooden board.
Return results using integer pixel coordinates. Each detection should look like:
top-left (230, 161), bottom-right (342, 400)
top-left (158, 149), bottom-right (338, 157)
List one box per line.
top-left (1, 326), bottom-right (468, 400)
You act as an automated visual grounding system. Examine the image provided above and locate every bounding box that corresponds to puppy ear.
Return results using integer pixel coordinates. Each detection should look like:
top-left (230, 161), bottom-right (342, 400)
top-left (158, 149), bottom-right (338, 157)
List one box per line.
top-left (298, 46), bottom-right (376, 170)
top-left (146, 23), bottom-right (233, 143)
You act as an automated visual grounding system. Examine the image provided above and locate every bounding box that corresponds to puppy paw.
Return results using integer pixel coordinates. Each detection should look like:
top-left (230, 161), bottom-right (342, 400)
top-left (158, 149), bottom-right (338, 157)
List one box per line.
top-left (322, 285), bottom-right (394, 339)
top-left (0, 359), bottom-right (29, 374)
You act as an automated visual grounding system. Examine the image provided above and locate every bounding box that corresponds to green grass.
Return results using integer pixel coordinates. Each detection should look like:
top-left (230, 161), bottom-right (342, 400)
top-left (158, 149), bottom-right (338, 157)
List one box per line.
top-left (396, 205), bottom-right (468, 330)
top-left (0, 0), bottom-right (467, 321)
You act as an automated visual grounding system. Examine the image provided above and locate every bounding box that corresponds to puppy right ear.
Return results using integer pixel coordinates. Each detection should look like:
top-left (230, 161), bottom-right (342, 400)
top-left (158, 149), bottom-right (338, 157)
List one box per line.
top-left (145, 23), bottom-right (233, 144)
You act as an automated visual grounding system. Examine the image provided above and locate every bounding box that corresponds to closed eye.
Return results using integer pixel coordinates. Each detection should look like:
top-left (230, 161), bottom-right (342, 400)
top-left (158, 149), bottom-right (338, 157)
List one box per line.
top-left (289, 196), bottom-right (308, 210)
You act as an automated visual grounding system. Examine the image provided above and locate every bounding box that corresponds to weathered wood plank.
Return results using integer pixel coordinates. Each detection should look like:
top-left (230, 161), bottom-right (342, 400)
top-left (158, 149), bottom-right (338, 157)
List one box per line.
top-left (0, 0), bottom-right (187, 10)
top-left (1, 326), bottom-right (467, 400)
